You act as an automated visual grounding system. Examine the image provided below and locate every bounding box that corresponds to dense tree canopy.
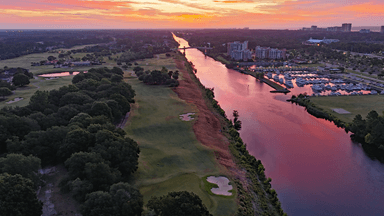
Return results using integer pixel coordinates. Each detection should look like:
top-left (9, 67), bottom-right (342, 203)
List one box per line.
top-left (0, 153), bottom-right (41, 187)
top-left (81, 182), bottom-right (143, 216)
top-left (147, 191), bottom-right (212, 216)
top-left (0, 173), bottom-right (43, 216)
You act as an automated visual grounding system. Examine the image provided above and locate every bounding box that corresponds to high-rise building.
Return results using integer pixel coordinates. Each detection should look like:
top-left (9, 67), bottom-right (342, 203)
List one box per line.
top-left (227, 41), bottom-right (250, 61)
top-left (311, 25), bottom-right (317, 31)
top-left (381, 26), bottom-right (384, 33)
top-left (256, 46), bottom-right (286, 60)
top-left (342, 23), bottom-right (352, 32)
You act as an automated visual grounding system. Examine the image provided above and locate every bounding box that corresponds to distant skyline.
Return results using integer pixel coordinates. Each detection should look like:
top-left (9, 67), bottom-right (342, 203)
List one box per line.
top-left (0, 0), bottom-right (383, 29)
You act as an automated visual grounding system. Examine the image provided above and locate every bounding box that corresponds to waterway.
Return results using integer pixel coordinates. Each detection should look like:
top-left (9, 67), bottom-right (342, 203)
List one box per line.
top-left (174, 35), bottom-right (384, 216)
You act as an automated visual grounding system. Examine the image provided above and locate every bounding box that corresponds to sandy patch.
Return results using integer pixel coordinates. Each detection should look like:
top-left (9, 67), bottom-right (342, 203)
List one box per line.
top-left (179, 113), bottom-right (195, 121)
top-left (332, 108), bottom-right (351, 114)
top-left (6, 97), bottom-right (23, 104)
top-left (206, 176), bottom-right (233, 196)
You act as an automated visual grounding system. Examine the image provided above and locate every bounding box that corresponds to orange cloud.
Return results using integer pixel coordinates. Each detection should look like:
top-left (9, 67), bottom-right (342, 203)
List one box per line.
top-left (0, 0), bottom-right (383, 29)
top-left (343, 2), bottom-right (384, 14)
top-left (213, 0), bottom-right (255, 3)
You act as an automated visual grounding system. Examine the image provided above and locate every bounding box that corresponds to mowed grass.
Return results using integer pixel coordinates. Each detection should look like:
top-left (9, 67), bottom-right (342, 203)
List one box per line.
top-left (310, 95), bottom-right (384, 123)
top-left (130, 53), bottom-right (178, 72)
top-left (124, 77), bottom-right (237, 215)
top-left (0, 76), bottom-right (73, 109)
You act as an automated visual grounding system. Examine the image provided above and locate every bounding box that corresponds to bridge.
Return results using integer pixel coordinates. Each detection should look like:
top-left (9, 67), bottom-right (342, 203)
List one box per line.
top-left (172, 46), bottom-right (213, 51)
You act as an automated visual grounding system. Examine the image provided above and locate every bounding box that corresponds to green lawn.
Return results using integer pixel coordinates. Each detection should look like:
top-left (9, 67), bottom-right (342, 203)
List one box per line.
top-left (134, 53), bottom-right (178, 72)
top-left (0, 76), bottom-right (74, 109)
top-left (310, 95), bottom-right (384, 123)
top-left (124, 74), bottom-right (236, 215)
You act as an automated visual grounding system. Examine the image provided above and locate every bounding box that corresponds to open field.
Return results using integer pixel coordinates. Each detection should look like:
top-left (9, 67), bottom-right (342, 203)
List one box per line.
top-left (133, 53), bottom-right (178, 72)
top-left (0, 76), bottom-right (74, 109)
top-left (0, 44), bottom-right (111, 75)
top-left (58, 44), bottom-right (99, 52)
top-left (310, 95), bottom-right (384, 123)
top-left (124, 56), bottom-right (236, 215)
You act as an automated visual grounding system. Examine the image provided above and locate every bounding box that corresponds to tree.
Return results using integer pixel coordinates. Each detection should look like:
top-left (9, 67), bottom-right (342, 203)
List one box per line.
top-left (12, 73), bottom-right (30, 87)
top-left (0, 173), bottom-right (43, 216)
top-left (91, 136), bottom-right (140, 178)
top-left (47, 56), bottom-right (56, 61)
top-left (81, 182), bottom-right (143, 216)
top-left (0, 87), bottom-right (12, 99)
top-left (0, 154), bottom-right (41, 187)
top-left (172, 71), bottom-right (179, 80)
top-left (29, 90), bottom-right (49, 112)
top-left (147, 191), bottom-right (212, 216)
top-left (58, 128), bottom-right (92, 160)
top-left (81, 191), bottom-right (115, 216)
top-left (90, 101), bottom-right (112, 120)
top-left (233, 110), bottom-right (242, 131)
top-left (109, 182), bottom-right (143, 216)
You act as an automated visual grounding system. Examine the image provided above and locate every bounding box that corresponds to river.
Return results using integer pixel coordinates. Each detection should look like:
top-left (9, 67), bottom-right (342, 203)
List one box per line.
top-left (174, 35), bottom-right (384, 216)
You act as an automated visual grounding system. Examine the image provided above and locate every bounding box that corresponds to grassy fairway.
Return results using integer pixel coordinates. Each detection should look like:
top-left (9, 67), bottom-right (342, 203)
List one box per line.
top-left (0, 76), bottom-right (74, 109)
top-left (310, 95), bottom-right (384, 123)
top-left (124, 70), bottom-right (237, 215)
top-left (134, 53), bottom-right (178, 72)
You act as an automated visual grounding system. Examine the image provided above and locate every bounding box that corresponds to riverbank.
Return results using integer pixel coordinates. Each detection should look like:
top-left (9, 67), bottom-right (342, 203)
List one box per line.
top-left (176, 52), bottom-right (287, 215)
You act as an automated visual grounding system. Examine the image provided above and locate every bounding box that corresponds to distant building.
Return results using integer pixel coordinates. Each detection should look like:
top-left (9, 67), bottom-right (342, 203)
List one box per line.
top-left (269, 48), bottom-right (286, 59)
top-left (255, 46), bottom-right (286, 60)
top-left (227, 41), bottom-right (248, 55)
top-left (255, 46), bottom-right (269, 59)
top-left (342, 23), bottom-right (352, 32)
top-left (302, 23), bottom-right (351, 32)
top-left (359, 29), bottom-right (371, 33)
top-left (381, 26), bottom-right (384, 33)
top-left (227, 41), bottom-right (251, 61)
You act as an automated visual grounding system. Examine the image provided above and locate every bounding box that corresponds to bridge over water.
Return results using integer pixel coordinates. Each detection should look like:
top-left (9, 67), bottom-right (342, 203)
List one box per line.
top-left (172, 46), bottom-right (213, 51)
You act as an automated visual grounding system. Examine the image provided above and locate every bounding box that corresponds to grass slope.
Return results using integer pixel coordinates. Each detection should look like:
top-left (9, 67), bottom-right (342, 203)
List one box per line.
top-left (124, 56), bottom-right (237, 216)
top-left (310, 95), bottom-right (384, 123)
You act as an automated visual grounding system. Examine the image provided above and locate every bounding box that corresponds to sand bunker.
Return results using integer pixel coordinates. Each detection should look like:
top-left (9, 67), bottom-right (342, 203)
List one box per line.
top-left (6, 97), bottom-right (23, 104)
top-left (206, 176), bottom-right (233, 196)
top-left (332, 108), bottom-right (351, 114)
top-left (179, 113), bottom-right (195, 121)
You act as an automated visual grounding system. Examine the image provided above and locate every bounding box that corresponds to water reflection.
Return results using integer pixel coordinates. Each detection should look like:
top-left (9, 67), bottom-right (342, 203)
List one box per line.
top-left (38, 71), bottom-right (86, 77)
top-left (173, 34), bottom-right (384, 216)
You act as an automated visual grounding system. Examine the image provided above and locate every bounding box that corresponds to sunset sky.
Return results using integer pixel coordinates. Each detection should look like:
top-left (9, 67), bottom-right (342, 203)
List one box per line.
top-left (0, 0), bottom-right (383, 29)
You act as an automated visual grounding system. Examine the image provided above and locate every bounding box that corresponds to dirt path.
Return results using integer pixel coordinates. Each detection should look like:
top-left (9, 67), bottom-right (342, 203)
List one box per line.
top-left (117, 112), bottom-right (130, 129)
top-left (173, 58), bottom-right (238, 173)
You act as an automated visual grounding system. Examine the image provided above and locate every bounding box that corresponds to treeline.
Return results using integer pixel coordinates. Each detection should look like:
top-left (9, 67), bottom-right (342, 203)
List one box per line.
top-left (0, 30), bottom-right (113, 60)
top-left (180, 53), bottom-right (287, 216)
top-left (329, 42), bottom-right (384, 54)
top-left (348, 111), bottom-right (384, 150)
top-left (0, 30), bottom-right (178, 61)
